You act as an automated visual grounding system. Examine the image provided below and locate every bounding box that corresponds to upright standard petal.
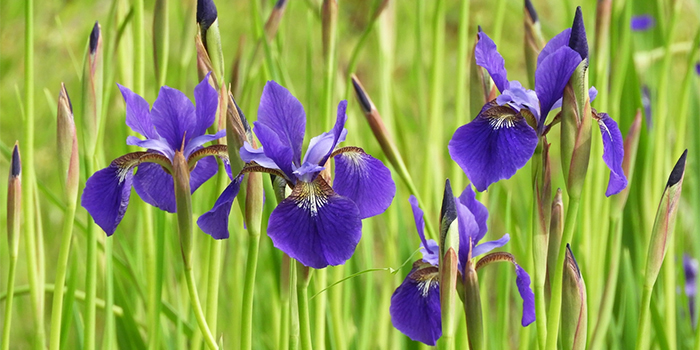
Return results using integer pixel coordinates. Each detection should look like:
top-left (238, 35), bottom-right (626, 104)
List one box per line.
top-left (118, 84), bottom-right (158, 139)
top-left (409, 196), bottom-right (432, 255)
top-left (390, 262), bottom-right (442, 346)
top-left (253, 122), bottom-right (296, 181)
top-left (267, 176), bottom-right (362, 269)
top-left (455, 201), bottom-right (480, 271)
top-left (303, 100), bottom-right (348, 167)
top-left (239, 142), bottom-right (281, 170)
top-left (150, 86), bottom-right (197, 150)
top-left (597, 113), bottom-right (627, 196)
top-left (192, 73), bottom-right (219, 137)
top-left (535, 46), bottom-right (582, 128)
top-left (81, 164), bottom-right (134, 236)
top-left (449, 106), bottom-right (538, 192)
top-left (257, 81), bottom-right (306, 165)
top-left (475, 31), bottom-right (510, 93)
top-left (457, 185), bottom-right (489, 242)
top-left (471, 234), bottom-right (510, 257)
top-left (515, 264), bottom-right (536, 327)
top-left (197, 175), bottom-right (244, 239)
top-left (333, 147), bottom-right (396, 219)
top-left (537, 28), bottom-right (571, 66)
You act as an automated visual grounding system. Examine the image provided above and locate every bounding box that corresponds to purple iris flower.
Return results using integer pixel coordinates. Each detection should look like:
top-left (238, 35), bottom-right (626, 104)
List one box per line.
top-left (201, 81), bottom-right (396, 268)
top-left (390, 188), bottom-right (535, 346)
top-left (630, 15), bottom-right (655, 31)
top-left (449, 25), bottom-right (627, 196)
top-left (82, 74), bottom-right (225, 235)
top-left (684, 254), bottom-right (698, 326)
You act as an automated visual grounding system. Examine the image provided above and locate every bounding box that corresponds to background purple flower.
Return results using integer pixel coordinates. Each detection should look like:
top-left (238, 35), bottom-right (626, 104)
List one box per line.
top-left (631, 15), bottom-right (655, 31)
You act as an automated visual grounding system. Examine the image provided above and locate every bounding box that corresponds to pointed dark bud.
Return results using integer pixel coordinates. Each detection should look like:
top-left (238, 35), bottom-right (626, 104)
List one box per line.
top-left (440, 179), bottom-right (457, 238)
top-left (197, 0), bottom-right (218, 32)
top-left (565, 244), bottom-right (581, 279)
top-left (89, 21), bottom-right (100, 54)
top-left (11, 143), bottom-right (21, 178)
top-left (525, 0), bottom-right (539, 23)
top-left (667, 149), bottom-right (688, 187)
top-left (352, 77), bottom-right (372, 114)
top-left (568, 7), bottom-right (588, 60)
top-left (477, 25), bottom-right (483, 33)
top-left (275, 0), bottom-right (287, 9)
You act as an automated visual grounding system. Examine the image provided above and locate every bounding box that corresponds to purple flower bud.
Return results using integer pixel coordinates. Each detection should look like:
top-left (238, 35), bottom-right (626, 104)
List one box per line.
top-left (196, 0), bottom-right (218, 32)
top-left (568, 7), bottom-right (589, 60)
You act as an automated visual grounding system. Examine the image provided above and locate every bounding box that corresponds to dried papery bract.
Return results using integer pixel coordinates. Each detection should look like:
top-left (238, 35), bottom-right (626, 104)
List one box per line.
top-left (561, 244), bottom-right (587, 350)
top-left (636, 150), bottom-right (688, 350)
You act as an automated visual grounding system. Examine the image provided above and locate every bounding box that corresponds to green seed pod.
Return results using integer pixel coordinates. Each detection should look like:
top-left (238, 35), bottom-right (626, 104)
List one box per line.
top-left (561, 244), bottom-right (587, 350)
top-left (7, 142), bottom-right (21, 258)
top-left (57, 83), bottom-right (80, 205)
top-left (643, 150), bottom-right (688, 290)
top-left (81, 21), bottom-right (103, 158)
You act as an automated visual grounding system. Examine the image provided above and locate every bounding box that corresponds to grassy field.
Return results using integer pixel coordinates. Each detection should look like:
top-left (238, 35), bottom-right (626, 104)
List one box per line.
top-left (0, 0), bottom-right (699, 349)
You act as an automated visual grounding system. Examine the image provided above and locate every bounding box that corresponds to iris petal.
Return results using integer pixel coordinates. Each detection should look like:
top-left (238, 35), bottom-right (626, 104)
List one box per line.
top-left (184, 130), bottom-right (226, 158)
top-left (150, 86), bottom-right (197, 150)
top-left (449, 106), bottom-right (538, 192)
top-left (193, 73), bottom-right (219, 137)
top-left (457, 185), bottom-right (489, 242)
top-left (257, 81), bottom-right (306, 166)
top-left (535, 46), bottom-right (582, 129)
top-left (253, 122), bottom-right (296, 181)
top-left (409, 196), bottom-right (431, 255)
top-left (333, 148), bottom-right (396, 219)
top-left (197, 175), bottom-right (244, 239)
top-left (472, 234), bottom-right (510, 257)
top-left (456, 201), bottom-right (480, 272)
top-left (126, 136), bottom-right (174, 160)
top-left (597, 113), bottom-right (627, 196)
top-left (303, 100), bottom-right (349, 167)
top-left (475, 31), bottom-right (509, 93)
top-left (133, 155), bottom-right (217, 212)
top-left (117, 83), bottom-right (158, 139)
top-left (240, 141), bottom-right (281, 171)
top-left (267, 176), bottom-right (362, 269)
top-left (537, 28), bottom-right (571, 67)
top-left (390, 263), bottom-right (442, 346)
top-left (515, 264), bottom-right (537, 327)
top-left (81, 164), bottom-right (134, 236)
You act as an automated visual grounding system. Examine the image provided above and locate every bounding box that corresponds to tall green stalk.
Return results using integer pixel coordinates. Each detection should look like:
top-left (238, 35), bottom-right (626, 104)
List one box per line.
top-left (297, 264), bottom-right (313, 350)
top-left (241, 171), bottom-right (265, 350)
top-left (22, 0), bottom-right (46, 347)
top-left (545, 197), bottom-right (580, 350)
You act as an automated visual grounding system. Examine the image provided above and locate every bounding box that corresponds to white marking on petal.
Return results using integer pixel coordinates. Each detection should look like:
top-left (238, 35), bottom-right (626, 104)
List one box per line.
top-left (417, 280), bottom-right (438, 297)
top-left (295, 181), bottom-right (329, 217)
top-left (489, 116), bottom-right (516, 130)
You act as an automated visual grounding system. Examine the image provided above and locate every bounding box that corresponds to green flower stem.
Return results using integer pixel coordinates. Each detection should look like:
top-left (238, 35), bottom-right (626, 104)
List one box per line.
top-left (425, 0), bottom-right (445, 213)
top-left (133, 0), bottom-right (145, 94)
top-left (662, 229), bottom-right (677, 350)
top-left (205, 239), bottom-right (223, 335)
top-left (589, 216), bottom-right (623, 349)
top-left (330, 267), bottom-right (346, 350)
top-left (453, 0), bottom-right (470, 127)
top-left (84, 156), bottom-right (98, 350)
top-left (1, 258), bottom-right (18, 350)
top-left (144, 208), bottom-right (162, 350)
top-left (103, 235), bottom-right (115, 350)
top-left (278, 255), bottom-right (292, 350)
top-left (290, 263), bottom-right (300, 350)
top-left (174, 152), bottom-right (218, 350)
top-left (240, 223), bottom-right (262, 350)
top-left (297, 263), bottom-right (313, 350)
top-left (635, 286), bottom-right (653, 350)
top-left (48, 201), bottom-right (78, 350)
top-left (313, 269), bottom-right (328, 350)
top-left (23, 0), bottom-right (45, 347)
top-left (321, 0), bottom-right (338, 131)
top-left (545, 196), bottom-right (580, 350)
